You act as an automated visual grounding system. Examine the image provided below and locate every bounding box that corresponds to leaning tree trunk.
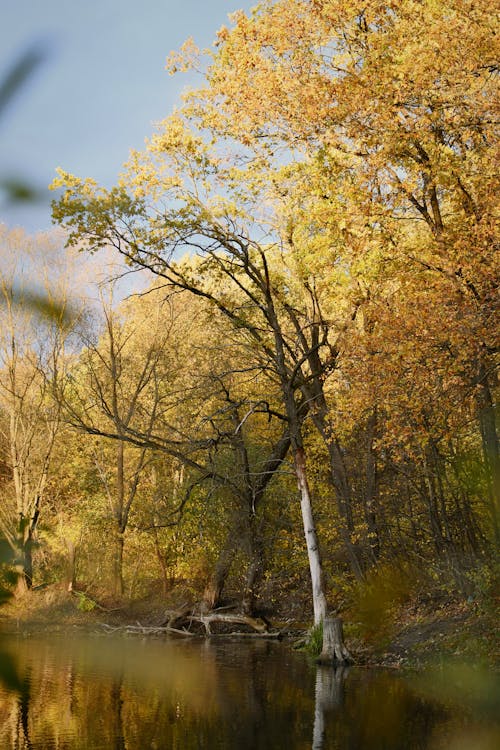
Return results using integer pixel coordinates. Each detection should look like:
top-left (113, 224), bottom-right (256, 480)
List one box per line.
top-left (203, 496), bottom-right (259, 612)
top-left (294, 446), bottom-right (328, 625)
top-left (294, 445), bottom-right (352, 663)
top-left (202, 534), bottom-right (237, 611)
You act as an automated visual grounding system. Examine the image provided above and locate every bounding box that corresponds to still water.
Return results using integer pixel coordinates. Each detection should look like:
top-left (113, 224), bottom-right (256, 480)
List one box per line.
top-left (0, 633), bottom-right (498, 749)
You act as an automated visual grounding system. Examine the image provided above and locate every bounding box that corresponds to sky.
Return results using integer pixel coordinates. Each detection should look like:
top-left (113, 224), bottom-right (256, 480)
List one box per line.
top-left (0, 0), bottom-right (254, 235)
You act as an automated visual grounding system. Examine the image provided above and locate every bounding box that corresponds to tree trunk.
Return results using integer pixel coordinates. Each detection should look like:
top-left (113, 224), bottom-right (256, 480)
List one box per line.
top-left (15, 511), bottom-right (37, 594)
top-left (363, 410), bottom-right (380, 564)
top-left (477, 363), bottom-right (500, 543)
top-left (309, 408), bottom-right (364, 579)
top-left (23, 537), bottom-right (33, 590)
top-left (152, 526), bottom-right (171, 595)
top-left (202, 539), bottom-right (237, 611)
top-left (295, 446), bottom-right (328, 625)
top-left (65, 538), bottom-right (77, 593)
top-left (113, 531), bottom-right (124, 598)
top-left (317, 617), bottom-right (352, 665)
top-left (421, 449), bottom-right (445, 555)
top-left (242, 526), bottom-right (265, 616)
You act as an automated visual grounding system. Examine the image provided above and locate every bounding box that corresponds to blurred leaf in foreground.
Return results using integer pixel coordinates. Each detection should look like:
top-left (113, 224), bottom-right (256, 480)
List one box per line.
top-left (0, 176), bottom-right (43, 204)
top-left (0, 44), bottom-right (46, 120)
top-left (9, 283), bottom-right (76, 328)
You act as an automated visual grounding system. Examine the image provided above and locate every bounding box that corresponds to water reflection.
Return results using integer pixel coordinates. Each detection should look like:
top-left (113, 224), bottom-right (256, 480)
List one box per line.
top-left (18, 671), bottom-right (32, 750)
top-left (0, 634), bottom-right (498, 749)
top-left (313, 666), bottom-right (349, 749)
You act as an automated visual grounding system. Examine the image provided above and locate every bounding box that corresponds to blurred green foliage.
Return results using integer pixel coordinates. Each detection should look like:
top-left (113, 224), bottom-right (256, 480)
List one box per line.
top-left (0, 44), bottom-right (46, 205)
top-left (0, 47), bottom-right (48, 694)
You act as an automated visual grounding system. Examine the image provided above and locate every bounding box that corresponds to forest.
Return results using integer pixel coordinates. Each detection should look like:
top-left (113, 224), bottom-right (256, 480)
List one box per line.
top-left (0, 0), bottom-right (498, 658)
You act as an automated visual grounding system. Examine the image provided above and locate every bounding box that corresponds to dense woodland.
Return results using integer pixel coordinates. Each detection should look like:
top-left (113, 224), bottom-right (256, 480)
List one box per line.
top-left (0, 0), bottom-right (498, 640)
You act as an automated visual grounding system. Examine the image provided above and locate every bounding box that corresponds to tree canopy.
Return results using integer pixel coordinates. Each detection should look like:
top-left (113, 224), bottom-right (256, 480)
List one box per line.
top-left (0, 1), bottom-right (497, 648)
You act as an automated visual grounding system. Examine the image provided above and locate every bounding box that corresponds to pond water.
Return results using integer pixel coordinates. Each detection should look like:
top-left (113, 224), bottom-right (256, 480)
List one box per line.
top-left (0, 633), bottom-right (498, 749)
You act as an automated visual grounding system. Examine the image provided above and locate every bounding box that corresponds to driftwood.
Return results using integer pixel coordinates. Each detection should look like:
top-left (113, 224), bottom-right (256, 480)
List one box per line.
top-left (99, 622), bottom-right (196, 637)
top-left (99, 606), bottom-right (279, 638)
top-left (196, 611), bottom-right (269, 635)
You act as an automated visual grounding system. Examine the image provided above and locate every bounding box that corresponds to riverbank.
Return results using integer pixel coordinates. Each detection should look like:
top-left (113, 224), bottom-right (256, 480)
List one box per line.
top-left (345, 596), bottom-right (498, 669)
top-left (0, 586), bottom-right (497, 670)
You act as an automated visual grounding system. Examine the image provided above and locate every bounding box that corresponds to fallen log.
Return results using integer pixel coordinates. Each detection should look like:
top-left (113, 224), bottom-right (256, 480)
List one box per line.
top-left (207, 630), bottom-right (281, 639)
top-left (198, 611), bottom-right (269, 635)
top-left (99, 608), bottom-right (277, 638)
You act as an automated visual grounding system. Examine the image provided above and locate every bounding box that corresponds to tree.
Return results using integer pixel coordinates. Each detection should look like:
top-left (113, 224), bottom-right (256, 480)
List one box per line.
top-left (193, 0), bottom-right (499, 540)
top-left (60, 284), bottom-right (181, 596)
top-left (0, 228), bottom-right (77, 591)
top-left (51, 163), bottom-right (341, 634)
top-left (51, 0), bottom-right (498, 648)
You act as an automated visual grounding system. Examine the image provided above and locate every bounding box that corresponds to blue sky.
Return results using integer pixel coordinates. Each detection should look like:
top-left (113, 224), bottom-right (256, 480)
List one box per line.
top-left (0, 0), bottom-right (254, 234)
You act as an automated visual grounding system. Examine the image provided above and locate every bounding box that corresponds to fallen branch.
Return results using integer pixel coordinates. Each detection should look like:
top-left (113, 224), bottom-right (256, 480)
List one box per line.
top-left (207, 630), bottom-right (281, 639)
top-left (198, 611), bottom-right (269, 635)
top-left (98, 607), bottom-right (279, 638)
top-left (98, 622), bottom-right (196, 637)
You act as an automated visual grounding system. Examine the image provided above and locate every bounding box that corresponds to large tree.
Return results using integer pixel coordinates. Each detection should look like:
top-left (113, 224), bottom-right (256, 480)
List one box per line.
top-left (51, 0), bottom-right (497, 651)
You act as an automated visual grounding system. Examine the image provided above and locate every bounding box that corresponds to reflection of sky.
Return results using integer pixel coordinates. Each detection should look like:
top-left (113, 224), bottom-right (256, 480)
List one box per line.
top-left (0, 0), bottom-right (252, 234)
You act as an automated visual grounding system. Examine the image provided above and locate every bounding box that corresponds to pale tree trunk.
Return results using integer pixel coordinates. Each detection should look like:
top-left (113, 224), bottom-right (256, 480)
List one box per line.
top-left (65, 538), bottom-right (77, 593)
top-left (317, 617), bottom-right (352, 665)
top-left (294, 446), bottom-right (328, 625)
top-left (295, 442), bottom-right (352, 663)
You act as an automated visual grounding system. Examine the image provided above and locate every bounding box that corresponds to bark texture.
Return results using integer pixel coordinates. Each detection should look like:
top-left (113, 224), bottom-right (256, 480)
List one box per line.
top-left (317, 617), bottom-right (352, 665)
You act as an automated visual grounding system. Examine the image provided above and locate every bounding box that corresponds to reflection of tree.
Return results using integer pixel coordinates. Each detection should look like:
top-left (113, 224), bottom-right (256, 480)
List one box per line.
top-left (312, 666), bottom-right (349, 750)
top-left (110, 676), bottom-right (125, 750)
top-left (3, 636), bottom-right (496, 749)
top-left (17, 672), bottom-right (32, 750)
